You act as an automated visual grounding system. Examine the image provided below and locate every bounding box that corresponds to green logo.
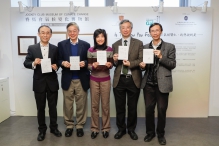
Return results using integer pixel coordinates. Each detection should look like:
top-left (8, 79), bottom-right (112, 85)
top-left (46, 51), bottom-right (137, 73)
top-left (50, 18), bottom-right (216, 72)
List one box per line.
top-left (146, 20), bottom-right (153, 25)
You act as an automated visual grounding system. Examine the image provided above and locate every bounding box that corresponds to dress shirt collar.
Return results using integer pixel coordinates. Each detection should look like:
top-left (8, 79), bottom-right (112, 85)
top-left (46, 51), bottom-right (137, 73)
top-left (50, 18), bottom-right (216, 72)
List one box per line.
top-left (152, 39), bottom-right (162, 50)
top-left (40, 42), bottom-right (49, 47)
top-left (70, 38), bottom-right (79, 45)
top-left (122, 37), bottom-right (131, 46)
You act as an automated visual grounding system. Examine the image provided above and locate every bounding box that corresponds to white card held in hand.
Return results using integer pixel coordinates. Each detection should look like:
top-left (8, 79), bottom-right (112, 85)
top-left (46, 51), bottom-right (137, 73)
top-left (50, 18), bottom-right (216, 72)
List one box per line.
top-left (41, 58), bottom-right (52, 73)
top-left (143, 49), bottom-right (154, 64)
top-left (97, 50), bottom-right (107, 65)
top-left (118, 46), bottom-right (129, 60)
top-left (70, 56), bottom-right (80, 70)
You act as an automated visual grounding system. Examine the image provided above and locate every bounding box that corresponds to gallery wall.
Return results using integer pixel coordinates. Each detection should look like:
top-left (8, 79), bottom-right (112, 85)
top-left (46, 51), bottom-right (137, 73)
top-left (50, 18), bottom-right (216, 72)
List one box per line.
top-left (9, 6), bottom-right (212, 117)
top-left (1, 0), bottom-right (219, 117)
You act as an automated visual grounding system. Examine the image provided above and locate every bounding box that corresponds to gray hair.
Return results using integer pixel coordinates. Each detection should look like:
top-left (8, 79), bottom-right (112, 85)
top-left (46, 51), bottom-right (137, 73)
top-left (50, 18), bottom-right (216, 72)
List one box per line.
top-left (66, 22), bottom-right (80, 31)
top-left (119, 19), bottom-right (133, 29)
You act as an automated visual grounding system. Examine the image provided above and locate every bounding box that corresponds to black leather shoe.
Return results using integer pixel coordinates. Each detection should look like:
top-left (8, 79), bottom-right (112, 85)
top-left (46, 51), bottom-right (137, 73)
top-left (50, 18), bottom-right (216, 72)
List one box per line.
top-left (37, 132), bottom-right (45, 141)
top-left (128, 131), bottom-right (138, 140)
top-left (91, 131), bottom-right (99, 139)
top-left (50, 129), bottom-right (62, 137)
top-left (144, 134), bottom-right (155, 142)
top-left (77, 128), bottom-right (84, 137)
top-left (65, 128), bottom-right (73, 137)
top-left (114, 130), bottom-right (126, 139)
top-left (158, 136), bottom-right (166, 145)
top-left (102, 131), bottom-right (109, 138)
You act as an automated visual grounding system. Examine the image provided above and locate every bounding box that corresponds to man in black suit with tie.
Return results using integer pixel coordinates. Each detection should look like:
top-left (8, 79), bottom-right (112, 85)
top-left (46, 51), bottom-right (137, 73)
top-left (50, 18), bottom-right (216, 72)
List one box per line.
top-left (24, 25), bottom-right (62, 141)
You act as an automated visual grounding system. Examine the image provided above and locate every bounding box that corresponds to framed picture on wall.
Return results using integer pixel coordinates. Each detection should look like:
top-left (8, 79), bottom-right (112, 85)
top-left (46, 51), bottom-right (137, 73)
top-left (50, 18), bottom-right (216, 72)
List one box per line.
top-left (49, 32), bottom-right (68, 46)
top-left (78, 34), bottom-right (94, 47)
top-left (18, 36), bottom-right (37, 55)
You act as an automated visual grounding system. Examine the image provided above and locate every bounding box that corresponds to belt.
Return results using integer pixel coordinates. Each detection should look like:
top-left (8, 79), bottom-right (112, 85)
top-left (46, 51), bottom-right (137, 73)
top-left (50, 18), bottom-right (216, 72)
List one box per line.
top-left (121, 74), bottom-right (132, 78)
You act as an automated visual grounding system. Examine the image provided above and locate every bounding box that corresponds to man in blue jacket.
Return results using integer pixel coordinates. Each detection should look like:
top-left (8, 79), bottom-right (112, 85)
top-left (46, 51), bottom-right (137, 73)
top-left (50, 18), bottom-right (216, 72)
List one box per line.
top-left (58, 22), bottom-right (90, 137)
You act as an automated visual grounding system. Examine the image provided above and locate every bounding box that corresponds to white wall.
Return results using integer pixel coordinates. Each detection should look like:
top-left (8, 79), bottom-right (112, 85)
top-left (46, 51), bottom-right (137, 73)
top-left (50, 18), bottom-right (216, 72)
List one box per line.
top-left (0, 0), bottom-right (16, 115)
top-left (209, 0), bottom-right (219, 116)
top-left (2, 0), bottom-right (219, 117)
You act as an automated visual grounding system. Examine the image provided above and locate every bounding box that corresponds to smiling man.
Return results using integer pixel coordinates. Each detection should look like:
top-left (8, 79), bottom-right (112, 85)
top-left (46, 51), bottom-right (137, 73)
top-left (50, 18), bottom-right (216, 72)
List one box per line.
top-left (112, 19), bottom-right (143, 140)
top-left (57, 22), bottom-right (90, 138)
top-left (139, 23), bottom-right (176, 145)
top-left (23, 25), bottom-right (62, 141)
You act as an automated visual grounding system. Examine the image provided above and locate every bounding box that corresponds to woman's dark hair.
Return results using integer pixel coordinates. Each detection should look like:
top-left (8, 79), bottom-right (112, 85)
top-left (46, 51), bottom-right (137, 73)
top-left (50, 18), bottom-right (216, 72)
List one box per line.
top-left (93, 29), bottom-right (107, 50)
top-left (149, 23), bottom-right (163, 32)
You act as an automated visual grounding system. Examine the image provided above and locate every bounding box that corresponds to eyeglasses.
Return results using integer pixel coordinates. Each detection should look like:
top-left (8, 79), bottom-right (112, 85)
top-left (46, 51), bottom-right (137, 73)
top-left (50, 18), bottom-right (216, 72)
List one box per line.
top-left (150, 30), bottom-right (161, 34)
top-left (40, 32), bottom-right (51, 36)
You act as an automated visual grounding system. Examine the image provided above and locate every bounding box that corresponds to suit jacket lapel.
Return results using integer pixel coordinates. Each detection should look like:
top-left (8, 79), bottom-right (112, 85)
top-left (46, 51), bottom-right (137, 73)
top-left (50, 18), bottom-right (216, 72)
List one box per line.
top-left (160, 41), bottom-right (166, 54)
top-left (65, 39), bottom-right (71, 61)
top-left (77, 39), bottom-right (82, 59)
top-left (36, 43), bottom-right (43, 59)
top-left (48, 43), bottom-right (52, 58)
top-left (128, 38), bottom-right (135, 57)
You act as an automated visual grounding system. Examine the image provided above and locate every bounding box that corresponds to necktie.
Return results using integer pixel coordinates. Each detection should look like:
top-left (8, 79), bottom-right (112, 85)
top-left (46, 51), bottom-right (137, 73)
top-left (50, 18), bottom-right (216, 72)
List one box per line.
top-left (122, 40), bottom-right (128, 75)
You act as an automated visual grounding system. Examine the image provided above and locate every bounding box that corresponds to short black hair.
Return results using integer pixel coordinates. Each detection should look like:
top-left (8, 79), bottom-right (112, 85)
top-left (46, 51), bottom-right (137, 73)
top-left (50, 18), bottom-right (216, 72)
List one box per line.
top-left (38, 25), bottom-right (52, 33)
top-left (93, 29), bottom-right (107, 50)
top-left (149, 23), bottom-right (163, 32)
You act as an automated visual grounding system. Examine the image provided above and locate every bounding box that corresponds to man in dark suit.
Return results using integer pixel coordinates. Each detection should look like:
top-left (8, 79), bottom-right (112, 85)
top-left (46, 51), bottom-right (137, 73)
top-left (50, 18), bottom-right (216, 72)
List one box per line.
top-left (112, 19), bottom-right (143, 140)
top-left (57, 22), bottom-right (90, 137)
top-left (139, 23), bottom-right (176, 145)
top-left (23, 25), bottom-right (62, 141)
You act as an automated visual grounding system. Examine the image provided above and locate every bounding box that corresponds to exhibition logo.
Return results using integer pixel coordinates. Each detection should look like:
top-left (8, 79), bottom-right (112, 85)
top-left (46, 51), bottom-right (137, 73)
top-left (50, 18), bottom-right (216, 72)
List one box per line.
top-left (146, 20), bottom-right (153, 25)
top-left (184, 16), bottom-right (188, 21)
top-left (146, 16), bottom-right (161, 25)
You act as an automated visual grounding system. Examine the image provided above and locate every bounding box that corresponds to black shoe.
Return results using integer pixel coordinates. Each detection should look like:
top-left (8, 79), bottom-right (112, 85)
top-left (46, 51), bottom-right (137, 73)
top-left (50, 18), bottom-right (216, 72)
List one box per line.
top-left (65, 128), bottom-right (73, 137)
top-left (144, 134), bottom-right (156, 142)
top-left (114, 130), bottom-right (126, 139)
top-left (91, 131), bottom-right (99, 139)
top-left (50, 129), bottom-right (62, 137)
top-left (102, 131), bottom-right (109, 138)
top-left (37, 132), bottom-right (45, 141)
top-left (128, 131), bottom-right (138, 140)
top-left (77, 128), bottom-right (84, 137)
top-left (158, 136), bottom-right (166, 145)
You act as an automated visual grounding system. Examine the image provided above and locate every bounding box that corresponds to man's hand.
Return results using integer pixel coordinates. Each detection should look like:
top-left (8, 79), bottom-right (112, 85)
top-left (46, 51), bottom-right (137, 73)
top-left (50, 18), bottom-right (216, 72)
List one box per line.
top-left (79, 61), bottom-right (85, 68)
top-left (51, 64), bottom-right (58, 70)
top-left (123, 60), bottom-right (130, 66)
top-left (154, 50), bottom-right (162, 59)
top-left (34, 58), bottom-right (41, 66)
top-left (139, 62), bottom-right (146, 68)
top-left (62, 61), bottom-right (71, 68)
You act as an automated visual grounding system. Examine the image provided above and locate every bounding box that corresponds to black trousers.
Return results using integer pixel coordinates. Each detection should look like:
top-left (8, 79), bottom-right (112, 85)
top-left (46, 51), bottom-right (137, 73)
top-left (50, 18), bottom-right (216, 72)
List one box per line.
top-left (143, 84), bottom-right (169, 137)
top-left (34, 86), bottom-right (58, 133)
top-left (113, 75), bottom-right (140, 132)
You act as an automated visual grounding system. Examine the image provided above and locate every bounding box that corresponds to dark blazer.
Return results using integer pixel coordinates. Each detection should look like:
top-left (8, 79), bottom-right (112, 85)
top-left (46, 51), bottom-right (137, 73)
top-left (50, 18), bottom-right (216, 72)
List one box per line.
top-left (57, 39), bottom-right (90, 91)
top-left (112, 37), bottom-right (143, 88)
top-left (141, 41), bottom-right (176, 93)
top-left (23, 43), bottom-right (59, 93)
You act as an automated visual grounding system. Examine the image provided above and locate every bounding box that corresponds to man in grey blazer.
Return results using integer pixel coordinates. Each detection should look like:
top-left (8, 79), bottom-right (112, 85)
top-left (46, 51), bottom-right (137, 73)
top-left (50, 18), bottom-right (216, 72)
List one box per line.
top-left (139, 23), bottom-right (176, 145)
top-left (112, 19), bottom-right (143, 140)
